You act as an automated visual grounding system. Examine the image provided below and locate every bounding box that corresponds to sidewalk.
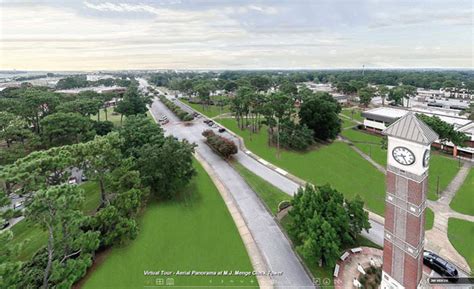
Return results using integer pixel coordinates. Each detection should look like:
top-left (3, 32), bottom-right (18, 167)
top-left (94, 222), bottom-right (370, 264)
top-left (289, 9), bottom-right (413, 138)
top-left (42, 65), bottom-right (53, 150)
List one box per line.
top-left (425, 162), bottom-right (473, 274)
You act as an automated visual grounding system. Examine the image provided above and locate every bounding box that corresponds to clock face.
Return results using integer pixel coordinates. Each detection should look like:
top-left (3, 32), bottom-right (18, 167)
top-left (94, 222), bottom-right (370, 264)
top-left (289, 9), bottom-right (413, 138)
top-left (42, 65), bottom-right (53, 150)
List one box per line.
top-left (423, 149), bottom-right (430, 167)
top-left (392, 146), bottom-right (415, 166)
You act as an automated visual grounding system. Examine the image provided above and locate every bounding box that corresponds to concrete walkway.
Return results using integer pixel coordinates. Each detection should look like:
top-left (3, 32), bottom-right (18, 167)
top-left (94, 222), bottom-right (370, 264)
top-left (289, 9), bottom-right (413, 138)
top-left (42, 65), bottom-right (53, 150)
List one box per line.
top-left (425, 162), bottom-right (473, 274)
top-left (338, 136), bottom-right (387, 175)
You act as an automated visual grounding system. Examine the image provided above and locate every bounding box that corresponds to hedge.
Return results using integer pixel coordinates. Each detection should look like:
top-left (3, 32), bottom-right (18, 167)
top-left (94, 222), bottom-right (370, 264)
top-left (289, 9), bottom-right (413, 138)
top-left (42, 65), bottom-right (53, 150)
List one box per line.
top-left (202, 130), bottom-right (238, 159)
top-left (159, 95), bottom-right (194, 121)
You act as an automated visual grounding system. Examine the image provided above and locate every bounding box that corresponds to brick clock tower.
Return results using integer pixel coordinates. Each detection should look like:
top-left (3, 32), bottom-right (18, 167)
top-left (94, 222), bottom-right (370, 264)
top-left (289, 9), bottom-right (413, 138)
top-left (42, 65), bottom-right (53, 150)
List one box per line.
top-left (381, 113), bottom-right (439, 289)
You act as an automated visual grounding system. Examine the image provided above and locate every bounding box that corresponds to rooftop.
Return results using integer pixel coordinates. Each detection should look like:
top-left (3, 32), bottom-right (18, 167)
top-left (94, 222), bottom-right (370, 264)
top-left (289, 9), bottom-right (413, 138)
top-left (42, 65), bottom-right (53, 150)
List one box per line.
top-left (383, 113), bottom-right (439, 145)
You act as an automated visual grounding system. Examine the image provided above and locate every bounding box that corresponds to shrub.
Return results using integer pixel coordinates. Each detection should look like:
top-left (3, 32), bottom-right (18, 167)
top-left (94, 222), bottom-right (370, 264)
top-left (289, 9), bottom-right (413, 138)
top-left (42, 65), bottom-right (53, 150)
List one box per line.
top-left (158, 95), bottom-right (194, 121)
top-left (202, 130), bottom-right (238, 159)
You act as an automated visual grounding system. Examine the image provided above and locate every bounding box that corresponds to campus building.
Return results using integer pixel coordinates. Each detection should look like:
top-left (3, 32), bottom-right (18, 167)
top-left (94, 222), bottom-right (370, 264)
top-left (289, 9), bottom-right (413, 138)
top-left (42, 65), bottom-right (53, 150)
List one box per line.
top-left (362, 107), bottom-right (474, 160)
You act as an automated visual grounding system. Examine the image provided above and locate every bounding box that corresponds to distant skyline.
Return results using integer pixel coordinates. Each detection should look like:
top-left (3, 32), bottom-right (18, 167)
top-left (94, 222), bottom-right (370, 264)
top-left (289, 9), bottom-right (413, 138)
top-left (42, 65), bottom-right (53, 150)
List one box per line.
top-left (1, 0), bottom-right (473, 70)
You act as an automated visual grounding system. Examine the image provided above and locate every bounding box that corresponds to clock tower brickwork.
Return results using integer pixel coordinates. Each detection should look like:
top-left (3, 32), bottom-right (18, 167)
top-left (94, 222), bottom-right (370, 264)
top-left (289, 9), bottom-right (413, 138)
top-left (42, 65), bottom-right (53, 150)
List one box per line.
top-left (382, 168), bottom-right (427, 289)
top-left (380, 113), bottom-right (438, 289)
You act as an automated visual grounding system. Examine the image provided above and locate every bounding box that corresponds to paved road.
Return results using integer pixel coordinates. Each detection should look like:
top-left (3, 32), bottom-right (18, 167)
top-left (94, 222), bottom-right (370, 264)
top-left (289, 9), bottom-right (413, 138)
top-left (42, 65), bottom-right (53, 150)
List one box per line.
top-left (161, 87), bottom-right (386, 249)
top-left (145, 84), bottom-right (315, 288)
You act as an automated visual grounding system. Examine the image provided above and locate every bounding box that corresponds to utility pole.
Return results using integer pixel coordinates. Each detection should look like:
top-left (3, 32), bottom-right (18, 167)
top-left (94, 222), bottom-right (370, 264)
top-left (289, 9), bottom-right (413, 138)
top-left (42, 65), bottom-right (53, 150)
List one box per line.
top-left (276, 118), bottom-right (280, 159)
top-left (436, 176), bottom-right (440, 197)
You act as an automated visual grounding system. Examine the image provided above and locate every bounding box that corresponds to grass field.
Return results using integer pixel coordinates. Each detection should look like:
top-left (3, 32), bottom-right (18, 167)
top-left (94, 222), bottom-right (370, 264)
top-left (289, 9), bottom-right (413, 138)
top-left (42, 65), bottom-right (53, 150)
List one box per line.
top-left (450, 168), bottom-right (474, 216)
top-left (218, 118), bottom-right (387, 216)
top-left (82, 160), bottom-right (257, 289)
top-left (231, 155), bottom-right (381, 286)
top-left (181, 99), bottom-right (230, 118)
top-left (425, 208), bottom-right (434, 231)
top-left (10, 182), bottom-right (100, 261)
top-left (341, 108), bottom-right (364, 122)
top-left (341, 128), bottom-right (460, 201)
top-left (232, 161), bottom-right (291, 215)
top-left (341, 118), bottom-right (358, 129)
top-left (447, 218), bottom-right (474, 272)
top-left (91, 107), bottom-right (124, 126)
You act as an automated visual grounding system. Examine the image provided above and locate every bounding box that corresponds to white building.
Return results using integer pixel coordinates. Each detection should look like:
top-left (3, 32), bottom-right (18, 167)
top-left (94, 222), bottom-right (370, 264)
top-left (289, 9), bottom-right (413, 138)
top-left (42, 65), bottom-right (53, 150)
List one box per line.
top-left (362, 107), bottom-right (474, 160)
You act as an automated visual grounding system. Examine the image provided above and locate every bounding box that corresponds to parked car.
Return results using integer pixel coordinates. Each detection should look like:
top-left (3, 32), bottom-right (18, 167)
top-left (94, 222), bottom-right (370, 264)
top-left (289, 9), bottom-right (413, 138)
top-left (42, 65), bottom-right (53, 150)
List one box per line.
top-left (207, 121), bottom-right (214, 126)
top-left (1, 219), bottom-right (9, 230)
top-left (203, 119), bottom-right (210, 124)
top-left (423, 250), bottom-right (458, 281)
top-left (218, 128), bottom-right (226, 133)
top-left (68, 177), bottom-right (77, 185)
top-left (13, 201), bottom-right (24, 211)
top-left (81, 175), bottom-right (88, 182)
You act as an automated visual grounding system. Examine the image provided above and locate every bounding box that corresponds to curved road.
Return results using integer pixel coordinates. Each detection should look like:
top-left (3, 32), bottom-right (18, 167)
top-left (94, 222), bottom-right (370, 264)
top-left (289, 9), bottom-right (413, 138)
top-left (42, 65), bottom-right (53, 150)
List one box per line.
top-left (144, 80), bottom-right (315, 288)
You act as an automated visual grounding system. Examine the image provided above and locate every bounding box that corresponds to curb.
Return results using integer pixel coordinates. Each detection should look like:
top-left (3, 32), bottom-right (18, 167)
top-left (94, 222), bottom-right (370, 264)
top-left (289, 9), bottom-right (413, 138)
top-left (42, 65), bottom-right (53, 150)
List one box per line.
top-left (183, 101), bottom-right (387, 224)
top-left (194, 152), bottom-right (274, 289)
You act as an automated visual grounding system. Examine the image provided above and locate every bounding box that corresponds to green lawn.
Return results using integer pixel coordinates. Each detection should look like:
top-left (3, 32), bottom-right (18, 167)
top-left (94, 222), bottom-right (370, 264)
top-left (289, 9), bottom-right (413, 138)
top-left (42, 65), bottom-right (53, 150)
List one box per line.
top-left (232, 161), bottom-right (291, 215)
top-left (447, 218), bottom-right (474, 272)
top-left (218, 118), bottom-right (387, 216)
top-left (83, 160), bottom-right (257, 288)
top-left (232, 155), bottom-right (381, 286)
top-left (91, 107), bottom-right (124, 126)
top-left (181, 99), bottom-right (230, 118)
top-left (341, 128), bottom-right (460, 201)
top-left (425, 208), bottom-right (434, 231)
top-left (450, 168), bottom-right (474, 216)
top-left (10, 181), bottom-right (101, 261)
top-left (341, 108), bottom-right (364, 122)
top-left (341, 118), bottom-right (358, 129)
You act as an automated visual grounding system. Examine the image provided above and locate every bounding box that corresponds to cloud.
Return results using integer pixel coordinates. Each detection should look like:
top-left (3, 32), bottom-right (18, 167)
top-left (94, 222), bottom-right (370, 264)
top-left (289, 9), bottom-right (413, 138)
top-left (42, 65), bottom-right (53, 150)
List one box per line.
top-left (0, 0), bottom-right (472, 70)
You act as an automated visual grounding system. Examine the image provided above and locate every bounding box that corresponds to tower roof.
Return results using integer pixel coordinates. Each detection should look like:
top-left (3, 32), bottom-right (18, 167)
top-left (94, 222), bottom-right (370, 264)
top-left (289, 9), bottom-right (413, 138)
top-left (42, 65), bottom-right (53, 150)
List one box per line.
top-left (383, 112), bottom-right (439, 145)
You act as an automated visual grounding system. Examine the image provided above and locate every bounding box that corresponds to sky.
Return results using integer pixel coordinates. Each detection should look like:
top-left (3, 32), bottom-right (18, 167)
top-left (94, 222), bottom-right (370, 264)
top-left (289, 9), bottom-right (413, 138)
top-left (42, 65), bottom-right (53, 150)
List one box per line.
top-left (0, 0), bottom-right (472, 70)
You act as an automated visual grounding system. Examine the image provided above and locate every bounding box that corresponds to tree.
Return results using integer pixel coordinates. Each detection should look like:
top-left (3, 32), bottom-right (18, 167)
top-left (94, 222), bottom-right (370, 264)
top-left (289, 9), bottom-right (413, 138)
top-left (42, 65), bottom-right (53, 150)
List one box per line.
top-left (376, 85), bottom-right (390, 106)
top-left (26, 185), bottom-right (99, 289)
top-left (115, 85), bottom-right (149, 124)
top-left (249, 75), bottom-right (271, 92)
top-left (0, 190), bottom-right (22, 288)
top-left (93, 120), bottom-right (114, 136)
top-left (120, 115), bottom-right (164, 158)
top-left (289, 184), bottom-right (370, 267)
top-left (299, 92), bottom-right (341, 141)
top-left (0, 111), bottom-right (32, 147)
top-left (389, 85), bottom-right (416, 107)
top-left (0, 88), bottom-right (60, 134)
top-left (358, 87), bottom-right (375, 107)
top-left (137, 137), bottom-right (195, 199)
top-left (1, 145), bottom-right (76, 194)
top-left (57, 97), bottom-right (101, 117)
top-left (417, 114), bottom-right (469, 147)
top-left (0, 230), bottom-right (22, 288)
top-left (74, 133), bottom-right (123, 207)
top-left (297, 215), bottom-right (340, 268)
top-left (279, 80), bottom-right (298, 96)
top-left (40, 112), bottom-right (95, 147)
top-left (193, 81), bottom-right (213, 108)
top-left (223, 81), bottom-right (238, 93)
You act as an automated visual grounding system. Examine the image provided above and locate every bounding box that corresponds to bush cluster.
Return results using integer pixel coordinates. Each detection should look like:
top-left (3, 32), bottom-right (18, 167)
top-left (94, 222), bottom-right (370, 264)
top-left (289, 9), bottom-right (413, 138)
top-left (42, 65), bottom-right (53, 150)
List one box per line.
top-left (202, 129), bottom-right (238, 159)
top-left (158, 95), bottom-right (194, 121)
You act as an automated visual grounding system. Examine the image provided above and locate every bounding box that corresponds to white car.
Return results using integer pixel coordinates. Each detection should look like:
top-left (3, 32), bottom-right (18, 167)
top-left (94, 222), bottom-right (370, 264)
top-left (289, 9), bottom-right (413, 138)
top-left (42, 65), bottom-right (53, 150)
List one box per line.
top-left (68, 177), bottom-right (78, 185)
